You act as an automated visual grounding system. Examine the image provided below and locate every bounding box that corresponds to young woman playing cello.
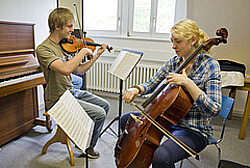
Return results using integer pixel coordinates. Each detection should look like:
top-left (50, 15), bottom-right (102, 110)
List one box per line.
top-left (121, 19), bottom-right (222, 168)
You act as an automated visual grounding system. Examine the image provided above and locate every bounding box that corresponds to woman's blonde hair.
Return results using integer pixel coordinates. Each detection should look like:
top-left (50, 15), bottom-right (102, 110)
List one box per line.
top-left (48, 7), bottom-right (74, 33)
top-left (171, 19), bottom-right (210, 53)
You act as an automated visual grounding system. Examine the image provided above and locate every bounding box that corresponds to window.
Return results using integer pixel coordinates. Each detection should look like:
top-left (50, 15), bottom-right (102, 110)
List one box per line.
top-left (83, 0), bottom-right (120, 35)
top-left (83, 0), bottom-right (186, 39)
top-left (83, 0), bottom-right (118, 31)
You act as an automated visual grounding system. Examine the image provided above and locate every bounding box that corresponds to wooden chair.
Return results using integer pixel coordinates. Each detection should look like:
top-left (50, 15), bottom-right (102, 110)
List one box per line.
top-left (41, 84), bottom-right (74, 166)
top-left (41, 112), bottom-right (75, 166)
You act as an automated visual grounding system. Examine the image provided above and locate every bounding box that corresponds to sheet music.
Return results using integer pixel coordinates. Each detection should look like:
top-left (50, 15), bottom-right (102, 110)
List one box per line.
top-left (48, 90), bottom-right (94, 151)
top-left (108, 50), bottom-right (143, 80)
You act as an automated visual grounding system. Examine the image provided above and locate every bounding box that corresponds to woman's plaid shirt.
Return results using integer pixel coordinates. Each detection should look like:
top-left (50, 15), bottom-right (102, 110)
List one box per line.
top-left (140, 53), bottom-right (222, 138)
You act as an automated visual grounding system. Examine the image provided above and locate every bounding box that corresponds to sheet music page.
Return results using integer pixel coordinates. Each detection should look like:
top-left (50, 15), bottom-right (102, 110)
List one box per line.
top-left (48, 90), bottom-right (94, 151)
top-left (108, 50), bottom-right (127, 75)
top-left (108, 50), bottom-right (142, 80)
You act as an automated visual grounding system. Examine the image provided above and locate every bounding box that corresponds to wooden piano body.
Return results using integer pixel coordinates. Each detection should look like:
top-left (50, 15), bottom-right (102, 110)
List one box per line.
top-left (0, 21), bottom-right (51, 146)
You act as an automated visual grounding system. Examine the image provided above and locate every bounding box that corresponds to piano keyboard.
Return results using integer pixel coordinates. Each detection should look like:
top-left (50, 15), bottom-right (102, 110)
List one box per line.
top-left (0, 72), bottom-right (44, 88)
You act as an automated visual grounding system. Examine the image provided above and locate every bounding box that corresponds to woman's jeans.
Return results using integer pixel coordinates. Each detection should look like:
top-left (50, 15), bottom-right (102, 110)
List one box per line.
top-left (120, 111), bottom-right (208, 168)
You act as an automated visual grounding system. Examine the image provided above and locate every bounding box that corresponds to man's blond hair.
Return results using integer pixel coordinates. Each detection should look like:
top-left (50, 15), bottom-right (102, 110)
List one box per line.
top-left (48, 7), bottom-right (74, 33)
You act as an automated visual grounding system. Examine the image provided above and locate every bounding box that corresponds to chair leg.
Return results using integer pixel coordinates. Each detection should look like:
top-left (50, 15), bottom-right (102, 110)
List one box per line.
top-left (66, 137), bottom-right (75, 166)
top-left (179, 159), bottom-right (184, 168)
top-left (215, 144), bottom-right (221, 165)
top-left (42, 126), bottom-right (75, 166)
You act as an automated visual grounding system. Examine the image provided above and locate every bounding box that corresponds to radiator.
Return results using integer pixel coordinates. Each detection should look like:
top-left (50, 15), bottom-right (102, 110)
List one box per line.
top-left (86, 60), bottom-right (161, 93)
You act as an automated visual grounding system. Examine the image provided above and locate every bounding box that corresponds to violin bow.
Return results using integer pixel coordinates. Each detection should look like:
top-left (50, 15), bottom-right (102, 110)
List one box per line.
top-left (73, 3), bottom-right (88, 48)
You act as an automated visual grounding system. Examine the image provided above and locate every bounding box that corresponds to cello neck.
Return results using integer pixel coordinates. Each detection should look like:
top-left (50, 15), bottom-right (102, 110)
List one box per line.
top-left (174, 44), bottom-right (204, 73)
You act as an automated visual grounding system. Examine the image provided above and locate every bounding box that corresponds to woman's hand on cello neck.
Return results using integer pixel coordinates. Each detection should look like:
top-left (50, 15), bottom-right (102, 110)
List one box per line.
top-left (166, 69), bottom-right (189, 87)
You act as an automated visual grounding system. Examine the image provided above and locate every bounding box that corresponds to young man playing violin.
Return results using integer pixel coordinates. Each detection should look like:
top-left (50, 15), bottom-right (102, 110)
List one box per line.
top-left (36, 7), bottom-right (110, 159)
top-left (121, 19), bottom-right (222, 167)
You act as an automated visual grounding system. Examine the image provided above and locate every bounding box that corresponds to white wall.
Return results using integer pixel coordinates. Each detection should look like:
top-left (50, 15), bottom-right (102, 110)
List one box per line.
top-left (187, 0), bottom-right (250, 74)
top-left (0, 0), bottom-right (56, 46)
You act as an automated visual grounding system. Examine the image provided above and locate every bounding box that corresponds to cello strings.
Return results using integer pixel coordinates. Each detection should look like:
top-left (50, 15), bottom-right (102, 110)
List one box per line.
top-left (130, 102), bottom-right (199, 160)
top-left (130, 102), bottom-right (199, 161)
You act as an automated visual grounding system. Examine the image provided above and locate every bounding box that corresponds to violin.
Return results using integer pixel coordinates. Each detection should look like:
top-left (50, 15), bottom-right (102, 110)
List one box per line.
top-left (59, 3), bottom-right (113, 55)
top-left (114, 28), bottom-right (228, 168)
top-left (59, 35), bottom-right (113, 54)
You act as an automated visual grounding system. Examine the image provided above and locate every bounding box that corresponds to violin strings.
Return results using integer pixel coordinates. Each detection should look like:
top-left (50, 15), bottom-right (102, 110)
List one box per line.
top-left (130, 102), bottom-right (199, 161)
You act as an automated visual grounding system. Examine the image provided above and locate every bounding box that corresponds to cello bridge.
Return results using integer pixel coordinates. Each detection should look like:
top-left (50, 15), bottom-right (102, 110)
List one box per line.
top-left (130, 114), bottom-right (143, 125)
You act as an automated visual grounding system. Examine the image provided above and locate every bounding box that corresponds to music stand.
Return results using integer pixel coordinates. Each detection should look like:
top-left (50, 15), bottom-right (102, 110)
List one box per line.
top-left (43, 90), bottom-right (94, 167)
top-left (99, 49), bottom-right (143, 138)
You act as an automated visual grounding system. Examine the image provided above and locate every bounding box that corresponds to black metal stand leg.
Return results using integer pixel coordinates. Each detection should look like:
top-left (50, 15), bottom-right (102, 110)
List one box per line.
top-left (99, 116), bottom-right (119, 137)
top-left (99, 79), bottom-right (123, 138)
top-left (85, 148), bottom-right (89, 168)
top-left (118, 79), bottom-right (122, 137)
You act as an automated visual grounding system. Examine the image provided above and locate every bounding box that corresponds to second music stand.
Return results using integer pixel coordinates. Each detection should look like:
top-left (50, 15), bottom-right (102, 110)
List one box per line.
top-left (99, 49), bottom-right (143, 138)
top-left (99, 78), bottom-right (123, 137)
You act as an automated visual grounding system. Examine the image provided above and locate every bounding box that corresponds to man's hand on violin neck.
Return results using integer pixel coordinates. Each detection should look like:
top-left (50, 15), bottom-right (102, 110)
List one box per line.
top-left (97, 43), bottom-right (108, 55)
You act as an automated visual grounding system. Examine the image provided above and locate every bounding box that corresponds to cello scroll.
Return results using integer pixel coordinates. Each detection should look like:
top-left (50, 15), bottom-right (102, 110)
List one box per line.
top-left (203, 28), bottom-right (228, 52)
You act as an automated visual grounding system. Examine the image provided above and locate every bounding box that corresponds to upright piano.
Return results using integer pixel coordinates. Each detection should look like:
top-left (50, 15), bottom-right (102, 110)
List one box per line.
top-left (0, 21), bottom-right (51, 146)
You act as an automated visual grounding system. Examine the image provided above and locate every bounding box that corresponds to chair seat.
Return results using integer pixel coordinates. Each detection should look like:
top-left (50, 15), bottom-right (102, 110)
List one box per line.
top-left (209, 136), bottom-right (217, 144)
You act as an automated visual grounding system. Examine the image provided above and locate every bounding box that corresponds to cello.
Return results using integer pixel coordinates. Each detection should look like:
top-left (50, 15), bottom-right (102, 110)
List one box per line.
top-left (114, 28), bottom-right (228, 168)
